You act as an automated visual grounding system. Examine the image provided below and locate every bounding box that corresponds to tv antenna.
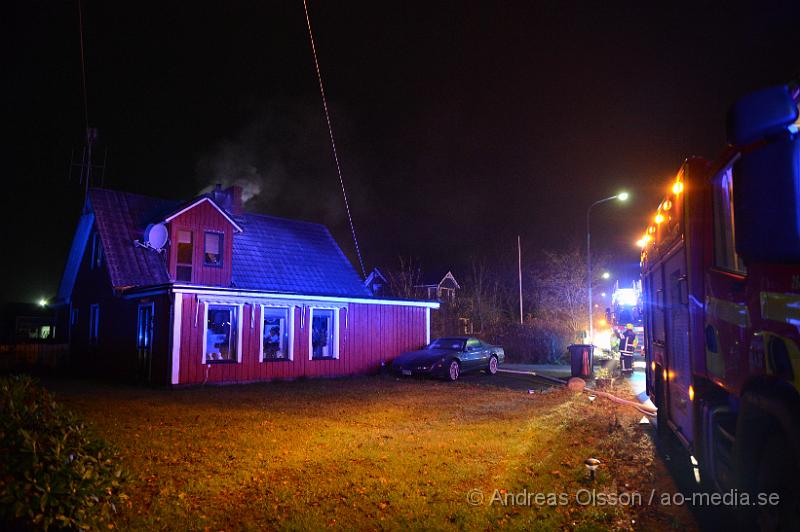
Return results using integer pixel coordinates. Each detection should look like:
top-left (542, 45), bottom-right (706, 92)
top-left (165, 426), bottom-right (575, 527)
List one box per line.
top-left (68, 0), bottom-right (106, 208)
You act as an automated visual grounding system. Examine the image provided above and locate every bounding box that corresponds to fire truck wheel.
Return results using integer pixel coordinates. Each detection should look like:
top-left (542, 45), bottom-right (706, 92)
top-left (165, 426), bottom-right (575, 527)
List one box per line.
top-left (755, 432), bottom-right (800, 530)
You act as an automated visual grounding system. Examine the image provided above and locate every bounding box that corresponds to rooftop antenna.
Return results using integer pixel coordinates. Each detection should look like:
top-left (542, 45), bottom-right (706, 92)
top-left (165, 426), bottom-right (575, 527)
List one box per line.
top-left (69, 0), bottom-right (106, 210)
top-left (302, 0), bottom-right (367, 279)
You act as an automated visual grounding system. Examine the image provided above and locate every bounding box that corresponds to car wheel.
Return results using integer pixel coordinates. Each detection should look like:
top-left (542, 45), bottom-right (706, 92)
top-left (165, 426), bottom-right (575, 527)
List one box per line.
top-left (448, 360), bottom-right (460, 381)
top-left (486, 355), bottom-right (498, 376)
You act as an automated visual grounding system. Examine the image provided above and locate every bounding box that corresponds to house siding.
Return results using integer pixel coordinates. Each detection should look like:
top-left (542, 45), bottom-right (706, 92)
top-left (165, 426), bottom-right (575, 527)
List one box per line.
top-left (70, 225), bottom-right (172, 383)
top-left (175, 293), bottom-right (428, 385)
top-left (167, 201), bottom-right (234, 287)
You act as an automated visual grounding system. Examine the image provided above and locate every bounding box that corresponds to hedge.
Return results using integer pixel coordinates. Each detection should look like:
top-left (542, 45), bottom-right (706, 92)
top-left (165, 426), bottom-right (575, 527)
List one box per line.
top-left (0, 375), bottom-right (127, 530)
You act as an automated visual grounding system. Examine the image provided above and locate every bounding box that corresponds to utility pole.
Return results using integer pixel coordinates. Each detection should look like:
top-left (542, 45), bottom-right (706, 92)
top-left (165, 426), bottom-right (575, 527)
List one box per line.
top-left (518, 235), bottom-right (523, 325)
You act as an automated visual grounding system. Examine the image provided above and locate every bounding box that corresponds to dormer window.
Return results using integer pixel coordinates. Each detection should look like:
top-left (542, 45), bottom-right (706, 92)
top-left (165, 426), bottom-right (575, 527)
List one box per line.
top-left (176, 230), bottom-right (193, 282)
top-left (204, 232), bottom-right (223, 267)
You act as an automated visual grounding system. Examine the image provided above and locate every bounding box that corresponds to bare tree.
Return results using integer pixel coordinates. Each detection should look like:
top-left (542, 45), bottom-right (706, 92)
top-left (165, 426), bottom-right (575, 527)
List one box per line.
top-left (385, 256), bottom-right (423, 300)
top-left (529, 246), bottom-right (610, 343)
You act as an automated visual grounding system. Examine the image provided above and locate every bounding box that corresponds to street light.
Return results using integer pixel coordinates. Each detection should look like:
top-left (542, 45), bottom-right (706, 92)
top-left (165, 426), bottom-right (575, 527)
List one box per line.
top-left (601, 272), bottom-right (611, 280)
top-left (587, 192), bottom-right (628, 344)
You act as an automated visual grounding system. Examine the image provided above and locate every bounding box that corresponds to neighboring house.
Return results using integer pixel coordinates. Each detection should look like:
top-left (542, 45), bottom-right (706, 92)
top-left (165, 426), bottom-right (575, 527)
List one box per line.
top-left (415, 271), bottom-right (463, 338)
top-left (57, 185), bottom-right (438, 386)
top-left (364, 267), bottom-right (390, 297)
top-left (415, 271), bottom-right (460, 302)
top-left (0, 303), bottom-right (58, 344)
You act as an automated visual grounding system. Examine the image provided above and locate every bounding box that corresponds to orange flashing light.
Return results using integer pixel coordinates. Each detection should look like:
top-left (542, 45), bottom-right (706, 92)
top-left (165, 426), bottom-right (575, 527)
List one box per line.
top-left (688, 385), bottom-right (695, 401)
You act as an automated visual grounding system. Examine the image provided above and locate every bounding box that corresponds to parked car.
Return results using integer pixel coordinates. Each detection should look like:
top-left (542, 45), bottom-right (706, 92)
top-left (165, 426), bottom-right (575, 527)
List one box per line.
top-left (391, 336), bottom-right (505, 381)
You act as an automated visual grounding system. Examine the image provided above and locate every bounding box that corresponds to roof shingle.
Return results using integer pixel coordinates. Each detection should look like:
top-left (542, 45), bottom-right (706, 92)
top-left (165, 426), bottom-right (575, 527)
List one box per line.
top-left (88, 188), bottom-right (369, 298)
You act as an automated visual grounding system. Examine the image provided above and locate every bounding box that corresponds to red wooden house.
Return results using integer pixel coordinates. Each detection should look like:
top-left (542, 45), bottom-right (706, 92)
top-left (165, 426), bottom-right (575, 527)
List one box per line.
top-left (57, 185), bottom-right (438, 385)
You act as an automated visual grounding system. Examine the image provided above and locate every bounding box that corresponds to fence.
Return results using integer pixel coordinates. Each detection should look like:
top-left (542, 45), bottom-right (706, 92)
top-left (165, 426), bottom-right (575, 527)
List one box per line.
top-left (0, 343), bottom-right (69, 372)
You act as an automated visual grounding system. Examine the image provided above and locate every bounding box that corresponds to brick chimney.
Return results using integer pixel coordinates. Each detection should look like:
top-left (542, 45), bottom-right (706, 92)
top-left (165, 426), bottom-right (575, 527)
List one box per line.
top-left (209, 184), bottom-right (242, 215)
top-left (223, 185), bottom-right (243, 215)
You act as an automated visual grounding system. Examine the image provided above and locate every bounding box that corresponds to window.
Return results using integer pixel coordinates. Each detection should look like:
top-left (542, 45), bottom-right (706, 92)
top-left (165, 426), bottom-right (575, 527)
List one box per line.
top-left (712, 167), bottom-right (747, 274)
top-left (262, 307), bottom-right (291, 360)
top-left (90, 233), bottom-right (103, 269)
top-left (204, 232), bottom-right (223, 266)
top-left (205, 305), bottom-right (239, 363)
top-left (176, 230), bottom-right (193, 282)
top-left (428, 338), bottom-right (466, 351)
top-left (89, 304), bottom-right (100, 344)
top-left (310, 308), bottom-right (338, 359)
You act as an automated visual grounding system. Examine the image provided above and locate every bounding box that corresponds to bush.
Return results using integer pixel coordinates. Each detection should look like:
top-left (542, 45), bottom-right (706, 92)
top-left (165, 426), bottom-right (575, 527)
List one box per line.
top-left (500, 320), bottom-right (573, 364)
top-left (0, 375), bottom-right (127, 530)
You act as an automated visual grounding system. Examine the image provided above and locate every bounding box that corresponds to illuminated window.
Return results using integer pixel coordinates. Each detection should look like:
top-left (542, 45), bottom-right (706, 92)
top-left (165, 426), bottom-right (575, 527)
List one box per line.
top-left (204, 232), bottom-right (223, 266)
top-left (205, 305), bottom-right (238, 363)
top-left (262, 307), bottom-right (291, 360)
top-left (176, 230), bottom-right (193, 282)
top-left (712, 167), bottom-right (747, 274)
top-left (310, 308), bottom-right (338, 360)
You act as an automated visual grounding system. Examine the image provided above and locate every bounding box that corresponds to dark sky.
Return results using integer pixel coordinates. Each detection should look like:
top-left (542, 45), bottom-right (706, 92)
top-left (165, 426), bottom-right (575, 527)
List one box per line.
top-left (5, 1), bottom-right (799, 303)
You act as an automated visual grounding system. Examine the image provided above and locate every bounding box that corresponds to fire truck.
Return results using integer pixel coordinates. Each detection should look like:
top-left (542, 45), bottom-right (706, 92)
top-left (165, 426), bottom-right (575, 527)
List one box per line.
top-left (640, 84), bottom-right (800, 526)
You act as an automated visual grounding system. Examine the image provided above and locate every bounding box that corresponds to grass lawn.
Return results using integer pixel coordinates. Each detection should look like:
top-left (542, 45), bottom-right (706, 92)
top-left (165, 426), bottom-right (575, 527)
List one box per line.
top-left (45, 375), bottom-right (696, 530)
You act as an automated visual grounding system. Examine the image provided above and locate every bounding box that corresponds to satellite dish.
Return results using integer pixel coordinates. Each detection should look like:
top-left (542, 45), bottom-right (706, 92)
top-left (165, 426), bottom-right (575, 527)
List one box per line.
top-left (144, 223), bottom-right (169, 250)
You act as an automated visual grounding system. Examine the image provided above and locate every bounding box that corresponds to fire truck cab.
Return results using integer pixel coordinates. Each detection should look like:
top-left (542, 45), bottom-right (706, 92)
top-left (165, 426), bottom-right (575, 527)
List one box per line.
top-left (641, 84), bottom-right (800, 526)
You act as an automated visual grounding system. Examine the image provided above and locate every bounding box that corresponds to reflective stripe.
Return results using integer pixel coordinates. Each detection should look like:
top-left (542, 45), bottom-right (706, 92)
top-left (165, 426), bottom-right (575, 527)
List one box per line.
top-left (760, 292), bottom-right (800, 326)
top-left (706, 296), bottom-right (750, 328)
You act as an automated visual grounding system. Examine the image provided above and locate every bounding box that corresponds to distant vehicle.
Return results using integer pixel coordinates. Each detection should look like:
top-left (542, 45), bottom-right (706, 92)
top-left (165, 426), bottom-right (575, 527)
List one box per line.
top-left (392, 336), bottom-right (505, 381)
top-left (608, 280), bottom-right (644, 354)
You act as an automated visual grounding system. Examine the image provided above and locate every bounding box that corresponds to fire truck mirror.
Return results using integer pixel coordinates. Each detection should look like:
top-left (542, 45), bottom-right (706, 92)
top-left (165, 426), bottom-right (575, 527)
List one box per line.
top-left (726, 85), bottom-right (797, 146)
top-left (733, 135), bottom-right (800, 263)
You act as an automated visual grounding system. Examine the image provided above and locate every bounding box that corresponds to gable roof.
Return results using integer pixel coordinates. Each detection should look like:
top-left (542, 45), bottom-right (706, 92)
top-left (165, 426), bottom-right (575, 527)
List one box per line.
top-left (363, 267), bottom-right (388, 287)
top-left (163, 196), bottom-right (243, 232)
top-left (60, 188), bottom-right (370, 298)
top-left (418, 270), bottom-right (460, 289)
top-left (230, 212), bottom-right (369, 297)
top-left (90, 188), bottom-right (178, 289)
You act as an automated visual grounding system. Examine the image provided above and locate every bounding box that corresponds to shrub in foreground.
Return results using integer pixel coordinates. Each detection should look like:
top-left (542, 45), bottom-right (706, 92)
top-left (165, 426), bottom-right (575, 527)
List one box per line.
top-left (0, 375), bottom-right (127, 530)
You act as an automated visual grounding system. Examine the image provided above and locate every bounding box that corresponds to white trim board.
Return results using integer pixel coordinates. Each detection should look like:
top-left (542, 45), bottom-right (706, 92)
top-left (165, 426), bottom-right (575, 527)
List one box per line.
top-left (172, 286), bottom-right (439, 309)
top-left (171, 293), bottom-right (182, 384)
top-left (163, 197), bottom-right (243, 233)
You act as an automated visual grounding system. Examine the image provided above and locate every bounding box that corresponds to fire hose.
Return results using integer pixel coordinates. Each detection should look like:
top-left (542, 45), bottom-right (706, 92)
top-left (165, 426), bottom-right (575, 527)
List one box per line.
top-left (497, 369), bottom-right (658, 417)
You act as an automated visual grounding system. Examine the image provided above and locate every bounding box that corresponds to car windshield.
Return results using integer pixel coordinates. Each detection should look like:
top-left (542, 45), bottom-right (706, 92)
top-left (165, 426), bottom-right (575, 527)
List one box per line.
top-left (428, 338), bottom-right (466, 351)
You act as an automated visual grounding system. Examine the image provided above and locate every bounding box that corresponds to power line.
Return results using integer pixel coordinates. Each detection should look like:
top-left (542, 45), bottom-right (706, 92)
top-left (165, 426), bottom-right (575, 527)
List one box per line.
top-left (302, 0), bottom-right (367, 279)
top-left (77, 0), bottom-right (89, 134)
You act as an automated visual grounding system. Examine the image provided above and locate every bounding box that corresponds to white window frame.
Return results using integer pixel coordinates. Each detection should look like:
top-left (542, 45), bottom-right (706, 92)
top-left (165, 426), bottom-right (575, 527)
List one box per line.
top-left (89, 303), bottom-right (100, 344)
top-left (259, 304), bottom-right (294, 362)
top-left (308, 306), bottom-right (341, 360)
top-left (201, 302), bottom-right (243, 364)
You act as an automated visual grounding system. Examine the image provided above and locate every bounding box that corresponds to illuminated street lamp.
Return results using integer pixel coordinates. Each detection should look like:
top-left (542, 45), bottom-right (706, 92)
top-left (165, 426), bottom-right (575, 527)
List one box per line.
top-left (601, 271), bottom-right (611, 280)
top-left (38, 298), bottom-right (47, 308)
top-left (587, 192), bottom-right (628, 344)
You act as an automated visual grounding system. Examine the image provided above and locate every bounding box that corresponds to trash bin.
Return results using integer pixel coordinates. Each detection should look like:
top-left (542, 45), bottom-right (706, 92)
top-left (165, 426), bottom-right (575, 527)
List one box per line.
top-left (568, 344), bottom-right (594, 378)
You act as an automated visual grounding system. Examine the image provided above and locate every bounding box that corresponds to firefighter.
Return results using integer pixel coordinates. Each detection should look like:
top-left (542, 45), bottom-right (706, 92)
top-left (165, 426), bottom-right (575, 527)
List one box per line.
top-left (619, 323), bottom-right (636, 374)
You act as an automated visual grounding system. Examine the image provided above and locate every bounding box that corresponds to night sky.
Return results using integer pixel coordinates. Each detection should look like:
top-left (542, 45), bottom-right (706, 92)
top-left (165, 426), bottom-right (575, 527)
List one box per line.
top-left (6, 1), bottom-right (800, 304)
